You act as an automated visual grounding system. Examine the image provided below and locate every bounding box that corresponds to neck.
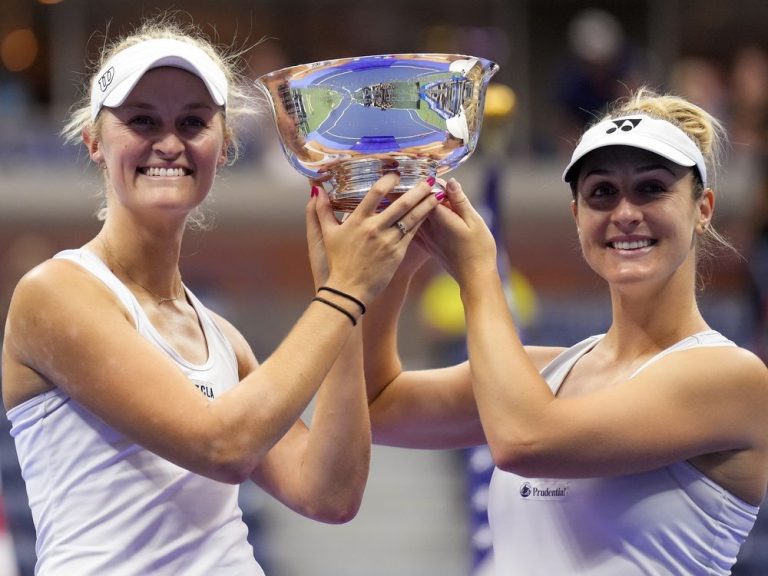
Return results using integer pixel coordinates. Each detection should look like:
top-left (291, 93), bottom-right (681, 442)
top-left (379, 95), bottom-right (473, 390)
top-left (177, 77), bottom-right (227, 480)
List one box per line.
top-left (603, 268), bottom-right (708, 358)
top-left (96, 230), bottom-right (184, 305)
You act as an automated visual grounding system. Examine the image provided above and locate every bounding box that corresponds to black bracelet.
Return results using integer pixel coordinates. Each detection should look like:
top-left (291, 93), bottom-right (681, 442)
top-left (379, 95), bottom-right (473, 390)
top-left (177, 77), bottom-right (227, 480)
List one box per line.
top-left (317, 286), bottom-right (367, 315)
top-left (312, 296), bottom-right (357, 326)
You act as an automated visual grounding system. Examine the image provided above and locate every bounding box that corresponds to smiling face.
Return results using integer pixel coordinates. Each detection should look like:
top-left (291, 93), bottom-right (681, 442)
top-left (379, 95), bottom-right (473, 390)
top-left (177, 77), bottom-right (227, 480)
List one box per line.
top-left (86, 66), bottom-right (228, 222)
top-left (571, 146), bottom-right (714, 289)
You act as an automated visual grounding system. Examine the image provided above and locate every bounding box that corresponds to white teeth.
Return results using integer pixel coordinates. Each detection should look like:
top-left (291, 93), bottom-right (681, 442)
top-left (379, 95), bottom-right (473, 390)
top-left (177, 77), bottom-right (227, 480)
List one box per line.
top-left (143, 167), bottom-right (187, 177)
top-left (612, 239), bottom-right (653, 250)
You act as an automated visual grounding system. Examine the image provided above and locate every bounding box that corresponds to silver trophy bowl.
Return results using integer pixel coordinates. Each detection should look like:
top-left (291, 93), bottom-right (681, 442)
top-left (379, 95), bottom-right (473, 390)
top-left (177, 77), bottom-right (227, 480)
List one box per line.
top-left (255, 53), bottom-right (499, 211)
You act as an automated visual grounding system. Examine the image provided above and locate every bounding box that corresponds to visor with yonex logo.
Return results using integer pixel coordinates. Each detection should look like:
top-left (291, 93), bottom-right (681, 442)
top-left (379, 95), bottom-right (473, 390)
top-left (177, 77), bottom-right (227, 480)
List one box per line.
top-left (90, 38), bottom-right (228, 122)
top-left (562, 115), bottom-right (708, 187)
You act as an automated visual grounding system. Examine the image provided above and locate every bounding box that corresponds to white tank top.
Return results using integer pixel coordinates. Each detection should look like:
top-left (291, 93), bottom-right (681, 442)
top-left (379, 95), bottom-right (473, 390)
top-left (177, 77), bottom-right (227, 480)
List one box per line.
top-left (7, 248), bottom-right (265, 576)
top-left (488, 331), bottom-right (759, 575)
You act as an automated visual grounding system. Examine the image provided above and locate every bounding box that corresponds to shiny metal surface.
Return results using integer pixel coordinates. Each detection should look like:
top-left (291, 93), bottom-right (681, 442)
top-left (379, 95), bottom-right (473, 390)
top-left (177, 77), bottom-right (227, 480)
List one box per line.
top-left (255, 53), bottom-right (499, 210)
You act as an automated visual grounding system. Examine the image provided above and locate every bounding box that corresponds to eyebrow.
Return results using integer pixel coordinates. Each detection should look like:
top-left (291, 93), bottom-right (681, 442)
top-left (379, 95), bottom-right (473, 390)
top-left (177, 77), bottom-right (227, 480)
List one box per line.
top-left (583, 163), bottom-right (678, 179)
top-left (120, 102), bottom-right (216, 112)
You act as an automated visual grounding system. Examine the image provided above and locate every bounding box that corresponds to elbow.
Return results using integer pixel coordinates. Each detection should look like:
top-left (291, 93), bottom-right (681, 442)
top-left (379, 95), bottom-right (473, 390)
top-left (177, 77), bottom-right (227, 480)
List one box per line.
top-left (302, 490), bottom-right (364, 524)
top-left (211, 465), bottom-right (252, 485)
top-left (202, 457), bottom-right (255, 485)
top-left (300, 470), bottom-right (368, 524)
top-left (199, 431), bottom-right (264, 485)
top-left (316, 501), bottom-right (363, 525)
top-left (487, 433), bottom-right (546, 477)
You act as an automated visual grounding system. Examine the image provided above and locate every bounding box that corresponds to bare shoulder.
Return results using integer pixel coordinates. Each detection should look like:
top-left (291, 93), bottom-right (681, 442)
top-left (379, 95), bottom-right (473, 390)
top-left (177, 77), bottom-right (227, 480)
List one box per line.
top-left (641, 344), bottom-right (768, 420)
top-left (671, 345), bottom-right (767, 389)
top-left (3, 256), bottom-right (129, 408)
top-left (8, 256), bottom-right (128, 328)
top-left (524, 345), bottom-right (569, 372)
top-left (207, 309), bottom-right (258, 377)
top-left (717, 345), bottom-right (768, 393)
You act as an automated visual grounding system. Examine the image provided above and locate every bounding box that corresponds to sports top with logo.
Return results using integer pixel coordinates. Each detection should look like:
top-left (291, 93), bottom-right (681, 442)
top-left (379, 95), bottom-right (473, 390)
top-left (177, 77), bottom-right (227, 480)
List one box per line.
top-left (7, 249), bottom-right (264, 576)
top-left (487, 331), bottom-right (758, 575)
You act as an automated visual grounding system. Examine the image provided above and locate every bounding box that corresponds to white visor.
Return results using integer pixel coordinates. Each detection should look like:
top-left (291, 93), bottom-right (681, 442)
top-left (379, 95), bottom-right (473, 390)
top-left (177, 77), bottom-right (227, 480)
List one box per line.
top-left (562, 115), bottom-right (707, 187)
top-left (90, 38), bottom-right (227, 121)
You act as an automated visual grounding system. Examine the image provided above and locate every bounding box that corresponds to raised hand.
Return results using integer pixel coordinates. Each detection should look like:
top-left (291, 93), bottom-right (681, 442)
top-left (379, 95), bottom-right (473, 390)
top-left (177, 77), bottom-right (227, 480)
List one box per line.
top-left (312, 173), bottom-right (442, 306)
top-left (418, 178), bottom-right (499, 286)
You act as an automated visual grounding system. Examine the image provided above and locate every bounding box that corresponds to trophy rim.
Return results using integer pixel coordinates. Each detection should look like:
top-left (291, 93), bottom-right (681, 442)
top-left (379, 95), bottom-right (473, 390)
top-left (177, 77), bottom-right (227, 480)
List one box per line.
top-left (254, 52), bottom-right (499, 84)
top-left (252, 52), bottom-right (501, 202)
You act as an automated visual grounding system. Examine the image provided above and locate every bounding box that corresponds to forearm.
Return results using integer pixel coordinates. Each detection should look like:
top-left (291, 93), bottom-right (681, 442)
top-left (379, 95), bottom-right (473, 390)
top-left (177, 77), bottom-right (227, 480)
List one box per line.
top-left (209, 296), bottom-right (360, 481)
top-left (461, 269), bottom-right (553, 465)
top-left (295, 328), bottom-right (370, 522)
top-left (363, 268), bottom-right (414, 403)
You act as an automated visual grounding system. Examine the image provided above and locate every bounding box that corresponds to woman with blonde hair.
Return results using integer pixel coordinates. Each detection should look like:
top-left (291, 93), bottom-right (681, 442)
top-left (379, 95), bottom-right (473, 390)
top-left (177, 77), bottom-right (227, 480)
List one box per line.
top-left (364, 88), bottom-right (768, 575)
top-left (2, 16), bottom-right (441, 575)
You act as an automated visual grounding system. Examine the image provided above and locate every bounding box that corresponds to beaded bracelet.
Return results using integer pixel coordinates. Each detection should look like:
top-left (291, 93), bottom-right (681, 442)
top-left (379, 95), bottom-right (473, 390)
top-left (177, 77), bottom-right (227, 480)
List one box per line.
top-left (312, 296), bottom-right (357, 326)
top-left (317, 286), bottom-right (367, 315)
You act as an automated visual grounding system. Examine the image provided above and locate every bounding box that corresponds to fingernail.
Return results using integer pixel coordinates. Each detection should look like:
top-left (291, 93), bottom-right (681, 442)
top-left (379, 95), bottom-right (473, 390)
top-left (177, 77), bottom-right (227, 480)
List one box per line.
top-left (310, 186), bottom-right (320, 198)
top-left (435, 190), bottom-right (446, 201)
top-left (426, 176), bottom-right (436, 187)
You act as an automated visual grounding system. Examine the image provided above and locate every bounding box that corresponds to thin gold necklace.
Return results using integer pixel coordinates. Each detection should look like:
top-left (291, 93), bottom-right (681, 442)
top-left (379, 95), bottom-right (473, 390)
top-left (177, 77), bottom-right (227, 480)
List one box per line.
top-left (99, 236), bottom-right (183, 305)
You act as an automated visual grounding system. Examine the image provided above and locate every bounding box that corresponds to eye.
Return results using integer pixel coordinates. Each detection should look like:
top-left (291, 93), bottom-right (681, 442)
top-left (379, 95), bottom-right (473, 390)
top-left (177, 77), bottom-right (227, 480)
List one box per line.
top-left (128, 115), bottom-right (155, 127)
top-left (591, 184), bottom-right (615, 198)
top-left (181, 116), bottom-right (207, 129)
top-left (579, 181), bottom-right (619, 210)
top-left (584, 182), bottom-right (618, 202)
top-left (637, 180), bottom-right (667, 195)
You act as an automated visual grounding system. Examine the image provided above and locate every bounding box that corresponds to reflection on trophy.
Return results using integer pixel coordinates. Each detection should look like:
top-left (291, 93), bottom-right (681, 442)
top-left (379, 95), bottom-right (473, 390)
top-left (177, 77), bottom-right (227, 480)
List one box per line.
top-left (255, 54), bottom-right (499, 211)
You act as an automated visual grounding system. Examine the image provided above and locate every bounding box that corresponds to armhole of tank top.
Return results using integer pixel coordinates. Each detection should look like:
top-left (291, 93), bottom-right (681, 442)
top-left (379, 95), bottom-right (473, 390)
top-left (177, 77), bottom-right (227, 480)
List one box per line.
top-left (185, 291), bottom-right (240, 373)
top-left (540, 335), bottom-right (603, 392)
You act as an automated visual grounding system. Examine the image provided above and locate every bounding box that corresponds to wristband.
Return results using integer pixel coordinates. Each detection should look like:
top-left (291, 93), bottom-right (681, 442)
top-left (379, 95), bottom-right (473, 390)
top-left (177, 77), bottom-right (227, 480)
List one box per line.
top-left (312, 296), bottom-right (357, 326)
top-left (317, 286), bottom-right (367, 315)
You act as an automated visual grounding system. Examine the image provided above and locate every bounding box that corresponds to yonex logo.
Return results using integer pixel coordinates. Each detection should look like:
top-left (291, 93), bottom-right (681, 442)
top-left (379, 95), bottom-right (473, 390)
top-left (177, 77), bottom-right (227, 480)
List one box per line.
top-left (606, 118), bottom-right (642, 134)
top-left (98, 67), bottom-right (115, 92)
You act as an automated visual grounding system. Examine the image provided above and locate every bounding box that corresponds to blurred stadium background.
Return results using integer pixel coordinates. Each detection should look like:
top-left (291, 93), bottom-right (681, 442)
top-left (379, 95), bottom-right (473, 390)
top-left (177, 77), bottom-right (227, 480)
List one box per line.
top-left (1, 0), bottom-right (767, 574)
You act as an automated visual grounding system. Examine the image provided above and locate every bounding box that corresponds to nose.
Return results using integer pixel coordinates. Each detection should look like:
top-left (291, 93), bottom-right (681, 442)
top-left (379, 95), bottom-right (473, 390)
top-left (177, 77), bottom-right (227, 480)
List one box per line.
top-left (153, 130), bottom-right (184, 158)
top-left (611, 195), bottom-right (642, 228)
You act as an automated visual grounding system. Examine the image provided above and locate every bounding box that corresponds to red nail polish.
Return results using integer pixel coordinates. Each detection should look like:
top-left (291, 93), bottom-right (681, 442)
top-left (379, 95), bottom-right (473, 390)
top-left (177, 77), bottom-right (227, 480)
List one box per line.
top-left (426, 176), bottom-right (436, 187)
top-left (311, 186), bottom-right (320, 198)
top-left (435, 190), bottom-right (446, 201)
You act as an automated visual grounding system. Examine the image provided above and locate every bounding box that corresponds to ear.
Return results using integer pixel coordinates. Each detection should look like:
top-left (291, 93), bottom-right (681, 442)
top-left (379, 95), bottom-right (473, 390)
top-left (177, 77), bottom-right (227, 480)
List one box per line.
top-left (570, 199), bottom-right (580, 234)
top-left (218, 145), bottom-right (228, 168)
top-left (82, 125), bottom-right (104, 167)
top-left (696, 188), bottom-right (715, 234)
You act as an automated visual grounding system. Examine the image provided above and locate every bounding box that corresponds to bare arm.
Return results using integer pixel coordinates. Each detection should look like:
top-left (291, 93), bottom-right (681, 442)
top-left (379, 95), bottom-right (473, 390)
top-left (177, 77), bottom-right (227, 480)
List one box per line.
top-left (246, 190), bottom-right (370, 523)
top-left (4, 261), bottom-right (361, 485)
top-left (426, 180), bottom-right (768, 485)
top-left (2, 175), bottom-right (441, 489)
top-left (364, 215), bottom-right (564, 450)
